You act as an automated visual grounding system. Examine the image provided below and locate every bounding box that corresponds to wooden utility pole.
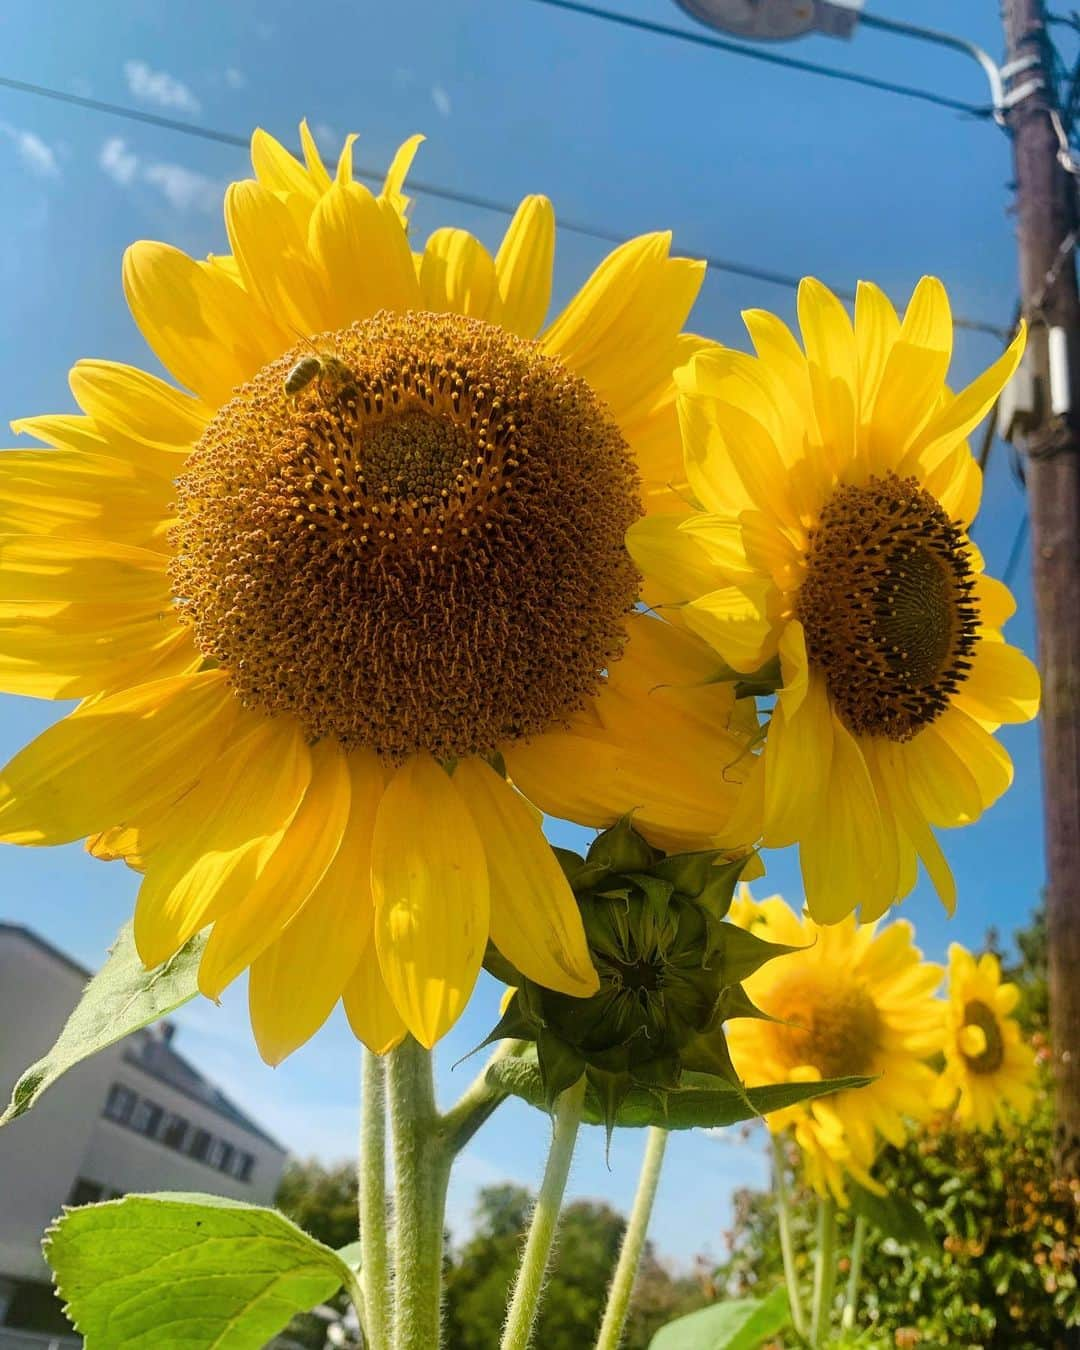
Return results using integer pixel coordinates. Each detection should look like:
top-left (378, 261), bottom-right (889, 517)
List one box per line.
top-left (1002, 0), bottom-right (1080, 1172)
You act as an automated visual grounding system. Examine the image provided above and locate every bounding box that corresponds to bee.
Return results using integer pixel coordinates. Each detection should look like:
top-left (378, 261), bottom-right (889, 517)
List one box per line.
top-left (283, 341), bottom-right (357, 404)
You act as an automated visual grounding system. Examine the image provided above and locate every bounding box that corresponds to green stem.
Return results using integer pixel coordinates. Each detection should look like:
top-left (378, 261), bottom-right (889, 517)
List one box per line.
top-left (809, 1195), bottom-right (837, 1348)
top-left (594, 1127), bottom-right (668, 1350)
top-left (359, 1049), bottom-right (392, 1350)
top-left (442, 1040), bottom-right (526, 1155)
top-left (500, 1076), bottom-right (587, 1350)
top-left (840, 1214), bottom-right (866, 1332)
top-left (771, 1133), bottom-right (807, 1339)
top-left (387, 1036), bottom-right (452, 1350)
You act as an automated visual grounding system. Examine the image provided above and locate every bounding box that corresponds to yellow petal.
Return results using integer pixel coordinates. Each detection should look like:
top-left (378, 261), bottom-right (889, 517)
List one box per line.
top-left (134, 719), bottom-right (312, 967)
top-left (454, 757), bottom-right (597, 996)
top-left (872, 740), bottom-right (957, 914)
top-left (0, 670), bottom-right (236, 844)
top-left (494, 195), bottom-right (555, 338)
top-left (625, 513), bottom-right (719, 607)
top-left (800, 717), bottom-right (889, 924)
top-left (251, 126), bottom-right (321, 204)
top-left (69, 359), bottom-right (211, 449)
top-left (0, 535), bottom-right (170, 606)
top-left (308, 181), bottom-right (420, 325)
top-left (762, 666), bottom-right (832, 848)
top-left (226, 179), bottom-right (329, 336)
top-left (381, 133), bottom-right (424, 225)
top-left (868, 277), bottom-right (952, 470)
top-left (123, 242), bottom-right (279, 405)
top-left (930, 707), bottom-right (1014, 812)
top-left (343, 938), bottom-right (408, 1056)
top-left (372, 754), bottom-right (489, 1047)
top-left (248, 749), bottom-right (385, 1064)
top-left (419, 227), bottom-right (501, 320)
top-left (682, 581), bottom-right (776, 674)
top-left (953, 639), bottom-right (1040, 725)
top-left (299, 119), bottom-right (333, 192)
top-left (797, 277), bottom-right (857, 467)
top-left (197, 740), bottom-right (353, 999)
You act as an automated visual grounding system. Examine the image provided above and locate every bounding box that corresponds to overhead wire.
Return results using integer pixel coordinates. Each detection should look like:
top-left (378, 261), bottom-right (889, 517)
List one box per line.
top-left (524, 0), bottom-right (994, 118)
top-left (0, 71), bottom-right (1011, 339)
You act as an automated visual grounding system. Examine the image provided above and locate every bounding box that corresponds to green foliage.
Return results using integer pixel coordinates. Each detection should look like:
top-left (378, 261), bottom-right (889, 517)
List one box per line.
top-left (442, 1184), bottom-right (709, 1350)
top-left (488, 1048), bottom-right (871, 1130)
top-left (714, 905), bottom-right (1080, 1349)
top-left (846, 1181), bottom-right (934, 1253)
top-left (44, 1193), bottom-right (356, 1349)
top-left (275, 1158), bottom-right (360, 1252)
top-left (648, 1286), bottom-right (790, 1349)
top-left (1, 922), bottom-right (203, 1126)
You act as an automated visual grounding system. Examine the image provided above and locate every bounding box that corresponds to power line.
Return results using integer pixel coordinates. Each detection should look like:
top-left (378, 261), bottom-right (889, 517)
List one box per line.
top-left (0, 70), bottom-right (1010, 339)
top-left (524, 0), bottom-right (994, 119)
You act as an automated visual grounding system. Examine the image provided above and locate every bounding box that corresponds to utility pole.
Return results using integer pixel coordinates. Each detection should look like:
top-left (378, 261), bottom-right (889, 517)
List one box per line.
top-left (1003, 0), bottom-right (1080, 1174)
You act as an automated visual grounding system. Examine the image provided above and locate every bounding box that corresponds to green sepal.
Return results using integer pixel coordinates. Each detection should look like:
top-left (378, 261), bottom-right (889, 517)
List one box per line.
top-left (588, 1066), bottom-right (631, 1150)
top-left (697, 854), bottom-right (755, 919)
top-left (714, 925), bottom-right (804, 985)
top-left (474, 991), bottom-right (535, 1050)
top-left (553, 846), bottom-right (587, 883)
top-left (680, 1023), bottom-right (744, 1088)
top-left (481, 939), bottom-right (523, 990)
top-left (710, 984), bottom-right (782, 1025)
top-left (732, 654), bottom-right (782, 698)
top-left (536, 1029), bottom-right (586, 1111)
top-left (585, 814), bottom-right (659, 873)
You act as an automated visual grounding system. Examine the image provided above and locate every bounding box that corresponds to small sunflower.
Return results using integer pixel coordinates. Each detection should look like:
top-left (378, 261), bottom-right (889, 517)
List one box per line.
top-left (0, 124), bottom-right (759, 1060)
top-left (932, 942), bottom-right (1036, 1131)
top-left (628, 278), bottom-right (1040, 923)
top-left (726, 890), bottom-right (943, 1203)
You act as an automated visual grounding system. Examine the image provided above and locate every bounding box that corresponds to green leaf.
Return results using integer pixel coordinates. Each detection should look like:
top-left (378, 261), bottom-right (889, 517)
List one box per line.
top-left (848, 1180), bottom-right (935, 1252)
top-left (45, 1192), bottom-right (357, 1349)
top-left (649, 1286), bottom-right (791, 1349)
top-left (487, 1049), bottom-right (871, 1129)
top-left (715, 926), bottom-right (804, 985)
top-left (1, 923), bottom-right (204, 1128)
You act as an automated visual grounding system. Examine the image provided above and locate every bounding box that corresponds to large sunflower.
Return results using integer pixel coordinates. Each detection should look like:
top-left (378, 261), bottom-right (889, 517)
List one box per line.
top-left (932, 943), bottom-right (1036, 1131)
top-left (0, 125), bottom-right (759, 1060)
top-left (726, 890), bottom-right (943, 1203)
top-left (628, 278), bottom-right (1040, 923)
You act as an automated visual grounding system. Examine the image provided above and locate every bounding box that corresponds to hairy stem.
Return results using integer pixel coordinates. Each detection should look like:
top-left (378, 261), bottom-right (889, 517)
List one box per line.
top-left (809, 1194), bottom-right (837, 1348)
top-left (771, 1133), bottom-right (807, 1339)
top-left (442, 1039), bottom-right (527, 1155)
top-left (500, 1076), bottom-right (587, 1350)
top-left (387, 1036), bottom-right (451, 1350)
top-left (595, 1127), bottom-right (668, 1350)
top-left (359, 1049), bottom-right (392, 1350)
top-left (840, 1213), bottom-right (866, 1331)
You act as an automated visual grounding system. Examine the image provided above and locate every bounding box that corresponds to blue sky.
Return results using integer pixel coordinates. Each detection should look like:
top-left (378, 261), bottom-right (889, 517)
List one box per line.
top-left (0, 0), bottom-right (1052, 1265)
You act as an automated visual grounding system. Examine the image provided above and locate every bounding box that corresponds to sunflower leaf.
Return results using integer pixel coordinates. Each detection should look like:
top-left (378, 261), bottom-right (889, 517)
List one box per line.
top-left (648, 1286), bottom-right (791, 1349)
top-left (487, 1048), bottom-right (872, 1129)
top-left (45, 1193), bottom-right (356, 1348)
top-left (0, 922), bottom-right (204, 1128)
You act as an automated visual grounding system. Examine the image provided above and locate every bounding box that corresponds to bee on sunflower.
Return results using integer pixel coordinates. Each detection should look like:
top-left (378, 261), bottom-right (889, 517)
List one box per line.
top-left (932, 942), bottom-right (1037, 1131)
top-left (0, 123), bottom-right (761, 1060)
top-left (628, 278), bottom-right (1040, 924)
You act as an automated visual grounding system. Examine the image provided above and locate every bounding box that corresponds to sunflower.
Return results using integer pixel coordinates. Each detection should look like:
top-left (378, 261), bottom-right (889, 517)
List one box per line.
top-left (0, 124), bottom-right (761, 1062)
top-left (726, 890), bottom-right (943, 1203)
top-left (932, 942), bottom-right (1036, 1131)
top-left (628, 278), bottom-right (1040, 923)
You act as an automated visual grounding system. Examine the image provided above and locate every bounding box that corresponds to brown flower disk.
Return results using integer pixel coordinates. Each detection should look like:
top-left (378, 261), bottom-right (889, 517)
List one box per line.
top-left (796, 473), bottom-right (978, 742)
top-left (171, 311), bottom-right (642, 759)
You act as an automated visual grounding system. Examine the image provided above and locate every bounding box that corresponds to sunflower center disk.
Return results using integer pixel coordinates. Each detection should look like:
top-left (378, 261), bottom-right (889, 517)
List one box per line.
top-left (795, 474), bottom-right (978, 741)
top-left (960, 998), bottom-right (1006, 1075)
top-left (171, 311), bottom-right (642, 759)
top-left (770, 973), bottom-right (882, 1078)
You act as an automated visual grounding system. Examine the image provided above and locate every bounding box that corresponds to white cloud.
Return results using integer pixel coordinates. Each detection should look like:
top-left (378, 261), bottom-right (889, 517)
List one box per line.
top-left (99, 136), bottom-right (138, 186)
top-left (97, 136), bottom-right (221, 213)
top-left (0, 122), bottom-right (60, 178)
top-left (312, 121), bottom-right (338, 154)
top-left (124, 59), bottom-right (201, 115)
top-left (431, 84), bottom-right (452, 119)
top-left (143, 160), bottom-right (220, 212)
top-left (224, 67), bottom-right (247, 90)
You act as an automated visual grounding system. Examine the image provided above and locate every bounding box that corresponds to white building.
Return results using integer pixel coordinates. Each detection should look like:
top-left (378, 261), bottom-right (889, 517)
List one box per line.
top-left (0, 923), bottom-right (289, 1341)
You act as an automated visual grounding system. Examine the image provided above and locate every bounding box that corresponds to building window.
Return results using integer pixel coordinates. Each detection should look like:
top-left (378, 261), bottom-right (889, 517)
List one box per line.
top-left (188, 1128), bottom-right (212, 1162)
top-left (216, 1142), bottom-right (235, 1174)
top-left (103, 1083), bottom-right (136, 1124)
top-left (234, 1152), bottom-right (255, 1183)
top-left (130, 1098), bottom-right (163, 1137)
top-left (68, 1177), bottom-right (104, 1206)
top-left (161, 1113), bottom-right (189, 1150)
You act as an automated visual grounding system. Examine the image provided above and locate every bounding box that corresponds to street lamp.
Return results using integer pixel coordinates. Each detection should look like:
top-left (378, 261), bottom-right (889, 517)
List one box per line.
top-left (673, 0), bottom-right (863, 41)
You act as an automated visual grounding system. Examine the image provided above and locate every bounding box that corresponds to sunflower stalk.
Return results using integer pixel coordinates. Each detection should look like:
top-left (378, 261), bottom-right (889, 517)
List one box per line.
top-left (809, 1195), bottom-right (838, 1348)
top-left (772, 1133), bottom-right (807, 1339)
top-left (359, 1049), bottom-right (392, 1350)
top-left (500, 1075), bottom-right (587, 1350)
top-left (594, 1127), bottom-right (669, 1350)
top-left (387, 1036), bottom-right (452, 1350)
top-left (840, 1214), bottom-right (866, 1331)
